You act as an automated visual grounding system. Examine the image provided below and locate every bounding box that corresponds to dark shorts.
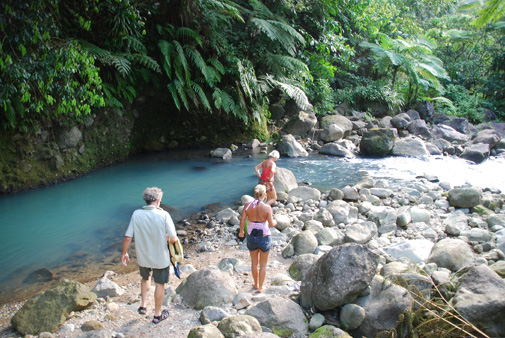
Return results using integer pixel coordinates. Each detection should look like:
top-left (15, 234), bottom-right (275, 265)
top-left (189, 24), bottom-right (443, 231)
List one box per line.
top-left (247, 231), bottom-right (272, 252)
top-left (259, 179), bottom-right (274, 193)
top-left (139, 265), bottom-right (170, 284)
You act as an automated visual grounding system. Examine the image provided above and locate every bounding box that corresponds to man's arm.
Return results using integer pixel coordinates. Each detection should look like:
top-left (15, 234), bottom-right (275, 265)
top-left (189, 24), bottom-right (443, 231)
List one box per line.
top-left (121, 236), bottom-right (132, 266)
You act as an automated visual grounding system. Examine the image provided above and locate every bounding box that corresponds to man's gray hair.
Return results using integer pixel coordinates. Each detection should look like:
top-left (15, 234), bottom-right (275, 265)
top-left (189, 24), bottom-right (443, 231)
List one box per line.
top-left (143, 187), bottom-right (163, 204)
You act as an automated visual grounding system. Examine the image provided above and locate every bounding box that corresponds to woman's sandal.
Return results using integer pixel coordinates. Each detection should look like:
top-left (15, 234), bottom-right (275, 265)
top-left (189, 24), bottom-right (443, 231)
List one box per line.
top-left (137, 306), bottom-right (147, 315)
top-left (152, 309), bottom-right (169, 324)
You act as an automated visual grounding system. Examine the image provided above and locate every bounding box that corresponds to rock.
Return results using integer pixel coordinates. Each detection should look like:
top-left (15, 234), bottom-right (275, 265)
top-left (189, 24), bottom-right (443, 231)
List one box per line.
top-left (273, 167), bottom-right (298, 195)
top-left (441, 117), bottom-right (469, 134)
top-left (391, 114), bottom-right (410, 129)
top-left (287, 186), bottom-right (321, 202)
top-left (443, 210), bottom-right (469, 236)
top-left (246, 139), bottom-right (260, 149)
top-left (245, 297), bottom-right (308, 337)
top-left (316, 228), bottom-right (341, 246)
top-left (396, 206), bottom-right (412, 227)
top-left (320, 114), bottom-right (353, 137)
top-left (309, 313), bottom-right (325, 331)
top-left (432, 125), bottom-right (468, 144)
top-left (309, 325), bottom-right (351, 338)
top-left (215, 208), bottom-right (240, 223)
top-left (217, 315), bottom-right (262, 338)
top-left (353, 275), bottom-right (413, 338)
top-left (471, 129), bottom-right (502, 148)
top-left (11, 280), bottom-right (97, 336)
top-left (319, 142), bottom-right (354, 157)
top-left (281, 111), bottom-right (317, 137)
top-left (92, 276), bottom-right (124, 298)
top-left (487, 214), bottom-right (505, 227)
top-left (344, 221), bottom-right (377, 244)
top-left (314, 208), bottom-right (335, 227)
top-left (448, 187), bottom-right (482, 208)
top-left (327, 200), bottom-right (355, 225)
top-left (233, 292), bottom-right (252, 310)
top-left (407, 119), bottom-right (431, 139)
top-left (416, 100), bottom-right (435, 121)
top-left (58, 126), bottom-right (82, 149)
top-left (176, 268), bottom-right (237, 309)
top-left (319, 124), bottom-right (344, 142)
top-left (453, 265), bottom-right (505, 337)
top-left (274, 213), bottom-right (291, 231)
top-left (277, 134), bottom-right (308, 157)
top-left (341, 186), bottom-right (359, 201)
top-left (289, 254), bottom-right (319, 281)
top-left (290, 230), bottom-right (318, 256)
top-left (391, 136), bottom-right (430, 158)
top-left (460, 143), bottom-right (490, 164)
top-left (188, 324), bottom-right (225, 338)
top-left (410, 206), bottom-right (431, 223)
top-left (383, 239), bottom-right (434, 264)
top-left (359, 128), bottom-right (397, 157)
top-left (210, 148), bottom-right (232, 159)
top-left (81, 321), bottom-right (105, 331)
top-left (269, 104), bottom-right (285, 119)
top-left (200, 306), bottom-right (230, 324)
top-left (300, 244), bottom-right (379, 310)
top-left (327, 188), bottom-right (344, 201)
top-left (340, 304), bottom-right (366, 330)
top-left (427, 238), bottom-right (474, 271)
top-left (23, 268), bottom-right (55, 284)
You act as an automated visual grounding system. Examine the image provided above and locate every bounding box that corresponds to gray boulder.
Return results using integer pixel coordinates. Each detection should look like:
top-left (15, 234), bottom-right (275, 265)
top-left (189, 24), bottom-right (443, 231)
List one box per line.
top-left (290, 230), bottom-right (318, 256)
top-left (320, 114), bottom-right (353, 137)
top-left (269, 104), bottom-right (285, 119)
top-left (289, 254), bottom-right (319, 281)
top-left (472, 129), bottom-right (502, 148)
top-left (391, 136), bottom-right (430, 158)
top-left (448, 187), bottom-right (482, 208)
top-left (310, 326), bottom-right (351, 338)
top-left (288, 186), bottom-right (321, 202)
top-left (319, 142), bottom-right (354, 157)
top-left (300, 244), bottom-right (379, 311)
top-left (319, 124), bottom-right (344, 142)
top-left (217, 315), bottom-right (262, 338)
top-left (443, 210), bottom-right (469, 236)
top-left (188, 324), bottom-right (225, 338)
top-left (442, 117), bottom-right (469, 134)
top-left (344, 221), bottom-right (377, 244)
top-left (11, 280), bottom-right (96, 336)
top-left (340, 304), bottom-right (366, 331)
top-left (316, 228), bottom-right (341, 246)
top-left (274, 167), bottom-right (298, 195)
top-left (460, 143), bottom-right (490, 164)
top-left (416, 100), bottom-right (435, 121)
top-left (427, 238), bottom-right (474, 271)
top-left (200, 306), bottom-right (230, 324)
top-left (359, 129), bottom-right (397, 157)
top-left (91, 276), bottom-right (124, 298)
top-left (353, 275), bottom-right (413, 338)
top-left (215, 208), bottom-right (240, 223)
top-left (277, 134), bottom-right (308, 157)
top-left (314, 208), bottom-right (335, 227)
top-left (432, 125), bottom-right (468, 144)
top-left (383, 239), bottom-right (434, 264)
top-left (210, 148), bottom-right (232, 159)
top-left (245, 297), bottom-right (308, 338)
top-left (176, 268), bottom-right (237, 309)
top-left (281, 111), bottom-right (317, 137)
top-left (391, 113), bottom-right (410, 129)
top-left (407, 119), bottom-right (431, 139)
top-left (452, 265), bottom-right (505, 337)
top-left (327, 200), bottom-right (355, 225)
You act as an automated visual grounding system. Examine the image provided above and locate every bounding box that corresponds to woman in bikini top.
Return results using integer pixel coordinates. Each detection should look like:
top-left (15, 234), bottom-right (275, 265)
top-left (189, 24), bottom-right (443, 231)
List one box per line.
top-left (254, 150), bottom-right (280, 206)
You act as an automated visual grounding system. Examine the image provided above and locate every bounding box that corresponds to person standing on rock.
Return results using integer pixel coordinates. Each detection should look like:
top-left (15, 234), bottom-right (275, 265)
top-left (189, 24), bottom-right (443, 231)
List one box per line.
top-left (254, 150), bottom-right (280, 205)
top-left (121, 187), bottom-right (178, 324)
top-left (239, 184), bottom-right (277, 292)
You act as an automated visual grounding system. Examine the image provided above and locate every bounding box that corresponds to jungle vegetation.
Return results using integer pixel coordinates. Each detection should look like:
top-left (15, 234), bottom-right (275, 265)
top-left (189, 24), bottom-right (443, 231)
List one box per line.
top-left (1, 0), bottom-right (504, 133)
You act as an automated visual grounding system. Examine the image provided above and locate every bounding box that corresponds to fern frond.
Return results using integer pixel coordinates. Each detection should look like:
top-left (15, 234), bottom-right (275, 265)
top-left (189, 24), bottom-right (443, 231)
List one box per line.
top-left (265, 53), bottom-right (310, 79)
top-left (176, 27), bottom-right (203, 47)
top-left (167, 82), bottom-right (181, 110)
top-left (204, 0), bottom-right (244, 23)
top-left (266, 77), bottom-right (310, 111)
top-left (173, 40), bottom-right (190, 84)
top-left (474, 0), bottom-right (505, 28)
top-left (186, 48), bottom-right (212, 85)
top-left (208, 58), bottom-right (225, 75)
top-left (123, 36), bottom-right (147, 54)
top-left (111, 55), bottom-right (131, 76)
top-left (174, 79), bottom-right (190, 111)
top-left (190, 81), bottom-right (211, 111)
top-left (158, 40), bottom-right (174, 78)
top-left (125, 54), bottom-right (161, 73)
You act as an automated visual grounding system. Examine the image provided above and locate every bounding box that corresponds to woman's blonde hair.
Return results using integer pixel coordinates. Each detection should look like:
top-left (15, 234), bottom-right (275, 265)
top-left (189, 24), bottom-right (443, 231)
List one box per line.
top-left (254, 184), bottom-right (267, 199)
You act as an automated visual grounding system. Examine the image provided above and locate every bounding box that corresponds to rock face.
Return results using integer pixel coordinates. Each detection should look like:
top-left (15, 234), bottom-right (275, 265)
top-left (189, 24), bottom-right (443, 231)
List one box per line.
top-left (176, 268), bottom-right (237, 309)
top-left (281, 111), bottom-right (317, 137)
top-left (300, 244), bottom-right (379, 310)
top-left (452, 265), bottom-right (505, 337)
top-left (11, 280), bottom-right (97, 335)
top-left (359, 129), bottom-right (397, 156)
top-left (245, 297), bottom-right (308, 337)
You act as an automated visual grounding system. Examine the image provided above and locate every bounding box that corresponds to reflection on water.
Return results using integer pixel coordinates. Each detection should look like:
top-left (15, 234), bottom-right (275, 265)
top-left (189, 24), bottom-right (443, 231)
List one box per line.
top-left (0, 149), bottom-right (504, 304)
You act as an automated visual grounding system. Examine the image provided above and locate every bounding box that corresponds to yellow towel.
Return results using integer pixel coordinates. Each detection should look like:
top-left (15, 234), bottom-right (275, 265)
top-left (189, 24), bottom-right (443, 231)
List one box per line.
top-left (168, 239), bottom-right (184, 264)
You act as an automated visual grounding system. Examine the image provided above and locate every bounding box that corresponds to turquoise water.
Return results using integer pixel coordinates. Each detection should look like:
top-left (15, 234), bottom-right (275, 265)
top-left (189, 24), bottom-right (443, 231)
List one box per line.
top-left (1, 149), bottom-right (504, 303)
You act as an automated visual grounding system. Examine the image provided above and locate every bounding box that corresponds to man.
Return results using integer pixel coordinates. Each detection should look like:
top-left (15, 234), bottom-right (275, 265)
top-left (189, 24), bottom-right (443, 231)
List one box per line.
top-left (122, 187), bottom-right (178, 324)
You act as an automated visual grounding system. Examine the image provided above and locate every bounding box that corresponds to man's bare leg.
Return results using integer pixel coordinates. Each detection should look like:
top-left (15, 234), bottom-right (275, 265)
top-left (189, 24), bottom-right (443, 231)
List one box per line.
top-left (154, 283), bottom-right (165, 317)
top-left (140, 277), bottom-right (151, 308)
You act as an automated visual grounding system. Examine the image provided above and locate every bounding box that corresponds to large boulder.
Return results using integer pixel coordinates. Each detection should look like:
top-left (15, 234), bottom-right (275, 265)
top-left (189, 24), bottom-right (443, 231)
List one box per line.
top-left (300, 244), bottom-right (379, 310)
top-left (359, 128), bottom-right (397, 157)
top-left (452, 265), bottom-right (505, 337)
top-left (319, 124), bottom-right (344, 142)
top-left (460, 143), bottom-right (490, 164)
top-left (288, 186), bottom-right (321, 202)
top-left (320, 114), bottom-right (353, 137)
top-left (427, 238), bottom-right (474, 271)
top-left (281, 111), bottom-right (317, 137)
top-left (290, 230), bottom-right (318, 256)
top-left (273, 167), bottom-right (298, 195)
top-left (188, 324), bottom-right (225, 338)
top-left (416, 100), bottom-right (435, 121)
top-left (441, 117), bottom-right (469, 134)
top-left (391, 136), bottom-right (430, 158)
top-left (471, 129), bottom-right (502, 148)
top-left (319, 142), bottom-right (355, 157)
top-left (11, 280), bottom-right (96, 335)
top-left (432, 125), bottom-right (468, 144)
top-left (176, 268), bottom-right (237, 309)
top-left (344, 221), bottom-right (377, 244)
top-left (353, 275), bottom-right (413, 338)
top-left (448, 187), bottom-right (482, 208)
top-left (391, 113), bottom-right (411, 129)
top-left (277, 134), bottom-right (308, 157)
top-left (210, 148), bottom-right (232, 159)
top-left (245, 297), bottom-right (308, 338)
top-left (289, 254), bottom-right (319, 281)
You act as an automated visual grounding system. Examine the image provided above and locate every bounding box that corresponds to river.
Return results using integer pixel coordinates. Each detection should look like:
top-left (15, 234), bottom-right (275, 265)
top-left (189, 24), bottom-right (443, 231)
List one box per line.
top-left (1, 149), bottom-right (504, 304)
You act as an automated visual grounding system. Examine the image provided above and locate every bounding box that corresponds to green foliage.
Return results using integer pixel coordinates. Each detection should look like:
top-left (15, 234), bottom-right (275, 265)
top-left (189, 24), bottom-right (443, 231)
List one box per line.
top-left (436, 84), bottom-right (484, 123)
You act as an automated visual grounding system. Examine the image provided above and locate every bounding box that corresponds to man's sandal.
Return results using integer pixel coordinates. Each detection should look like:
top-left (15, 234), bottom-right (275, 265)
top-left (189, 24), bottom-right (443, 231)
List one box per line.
top-left (152, 309), bottom-right (169, 324)
top-left (137, 307), bottom-right (147, 315)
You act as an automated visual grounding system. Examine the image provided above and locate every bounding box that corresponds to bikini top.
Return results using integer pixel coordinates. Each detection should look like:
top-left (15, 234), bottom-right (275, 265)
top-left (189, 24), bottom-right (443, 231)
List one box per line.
top-left (245, 199), bottom-right (271, 236)
top-left (260, 161), bottom-right (275, 181)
